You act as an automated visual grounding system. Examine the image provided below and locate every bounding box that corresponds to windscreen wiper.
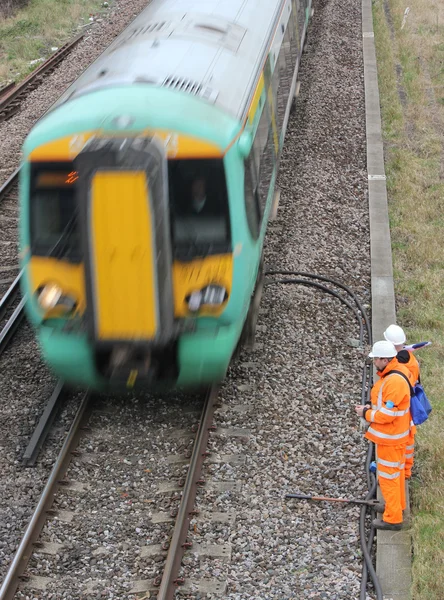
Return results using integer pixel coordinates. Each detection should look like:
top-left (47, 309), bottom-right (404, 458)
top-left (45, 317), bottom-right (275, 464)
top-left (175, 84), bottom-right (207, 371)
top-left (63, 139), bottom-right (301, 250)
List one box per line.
top-left (47, 211), bottom-right (78, 259)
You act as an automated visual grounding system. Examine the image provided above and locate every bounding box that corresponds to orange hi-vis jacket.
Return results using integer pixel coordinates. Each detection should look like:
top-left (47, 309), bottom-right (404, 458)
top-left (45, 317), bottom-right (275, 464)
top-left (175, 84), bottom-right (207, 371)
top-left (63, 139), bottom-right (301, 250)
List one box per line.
top-left (397, 350), bottom-right (420, 384)
top-left (365, 359), bottom-right (411, 446)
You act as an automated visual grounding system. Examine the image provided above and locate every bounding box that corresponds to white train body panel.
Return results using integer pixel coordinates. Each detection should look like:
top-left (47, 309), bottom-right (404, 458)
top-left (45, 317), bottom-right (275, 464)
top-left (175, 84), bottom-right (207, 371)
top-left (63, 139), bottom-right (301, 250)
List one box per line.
top-left (54, 0), bottom-right (302, 120)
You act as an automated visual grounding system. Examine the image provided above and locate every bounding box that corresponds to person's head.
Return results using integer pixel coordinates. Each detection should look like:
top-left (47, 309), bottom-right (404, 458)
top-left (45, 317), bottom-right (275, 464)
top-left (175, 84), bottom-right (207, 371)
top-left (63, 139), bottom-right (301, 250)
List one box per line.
top-left (383, 324), bottom-right (406, 351)
top-left (368, 340), bottom-right (397, 372)
top-left (191, 177), bottom-right (206, 210)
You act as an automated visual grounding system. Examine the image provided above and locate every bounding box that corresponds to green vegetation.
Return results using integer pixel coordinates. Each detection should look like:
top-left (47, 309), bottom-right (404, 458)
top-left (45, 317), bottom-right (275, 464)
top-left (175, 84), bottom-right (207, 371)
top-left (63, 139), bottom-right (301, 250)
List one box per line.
top-left (373, 0), bottom-right (444, 597)
top-left (0, 0), bottom-right (110, 85)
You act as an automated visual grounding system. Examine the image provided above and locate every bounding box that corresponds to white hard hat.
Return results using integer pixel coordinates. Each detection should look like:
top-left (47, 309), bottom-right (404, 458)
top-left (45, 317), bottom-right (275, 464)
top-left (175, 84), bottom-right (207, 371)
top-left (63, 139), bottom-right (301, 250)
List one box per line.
top-left (368, 340), bottom-right (397, 358)
top-left (383, 324), bottom-right (406, 345)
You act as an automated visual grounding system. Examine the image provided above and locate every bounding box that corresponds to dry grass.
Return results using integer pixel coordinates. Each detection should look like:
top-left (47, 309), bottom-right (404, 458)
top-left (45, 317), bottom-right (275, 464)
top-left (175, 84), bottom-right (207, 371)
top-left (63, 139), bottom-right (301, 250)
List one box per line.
top-left (373, 0), bottom-right (444, 597)
top-left (0, 0), bottom-right (109, 85)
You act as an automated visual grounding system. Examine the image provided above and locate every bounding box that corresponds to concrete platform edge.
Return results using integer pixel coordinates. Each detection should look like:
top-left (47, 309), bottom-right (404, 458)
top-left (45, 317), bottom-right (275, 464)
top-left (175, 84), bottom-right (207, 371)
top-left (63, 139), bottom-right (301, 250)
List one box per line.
top-left (362, 0), bottom-right (412, 598)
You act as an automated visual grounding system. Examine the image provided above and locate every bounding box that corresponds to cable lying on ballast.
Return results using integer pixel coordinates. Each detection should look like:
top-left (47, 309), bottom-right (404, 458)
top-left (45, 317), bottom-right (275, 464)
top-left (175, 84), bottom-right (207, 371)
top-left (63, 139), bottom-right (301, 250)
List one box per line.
top-left (268, 270), bottom-right (382, 600)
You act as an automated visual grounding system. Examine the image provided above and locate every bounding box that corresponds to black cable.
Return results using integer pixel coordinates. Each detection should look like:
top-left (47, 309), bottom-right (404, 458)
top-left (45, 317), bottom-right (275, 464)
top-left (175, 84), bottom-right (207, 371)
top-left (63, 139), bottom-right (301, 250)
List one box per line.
top-left (266, 270), bottom-right (371, 343)
top-left (265, 270), bottom-right (382, 600)
top-left (265, 276), bottom-right (364, 344)
top-left (360, 474), bottom-right (382, 600)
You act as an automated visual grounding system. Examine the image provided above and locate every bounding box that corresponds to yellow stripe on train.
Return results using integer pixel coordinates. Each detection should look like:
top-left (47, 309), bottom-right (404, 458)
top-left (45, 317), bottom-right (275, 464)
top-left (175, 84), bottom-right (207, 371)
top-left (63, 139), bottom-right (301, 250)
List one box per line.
top-left (28, 130), bottom-right (224, 162)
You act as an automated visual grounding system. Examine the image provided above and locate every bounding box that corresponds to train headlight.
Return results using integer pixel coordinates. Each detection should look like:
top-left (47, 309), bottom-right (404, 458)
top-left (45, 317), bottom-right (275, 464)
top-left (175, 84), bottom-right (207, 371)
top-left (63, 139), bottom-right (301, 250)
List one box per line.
top-left (37, 283), bottom-right (63, 310)
top-left (36, 283), bottom-right (77, 316)
top-left (187, 285), bottom-right (227, 312)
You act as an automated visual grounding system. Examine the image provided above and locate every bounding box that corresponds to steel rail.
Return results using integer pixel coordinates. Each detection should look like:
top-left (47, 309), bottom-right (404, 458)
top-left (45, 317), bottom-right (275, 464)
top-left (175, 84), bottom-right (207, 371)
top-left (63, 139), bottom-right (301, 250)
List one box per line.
top-left (0, 82), bottom-right (16, 99)
top-left (0, 269), bottom-right (23, 322)
top-left (0, 295), bottom-right (26, 356)
top-left (0, 168), bottom-right (20, 203)
top-left (0, 391), bottom-right (91, 600)
top-left (0, 32), bottom-right (84, 123)
top-left (0, 172), bottom-right (24, 354)
top-left (22, 379), bottom-right (66, 467)
top-left (156, 386), bottom-right (219, 599)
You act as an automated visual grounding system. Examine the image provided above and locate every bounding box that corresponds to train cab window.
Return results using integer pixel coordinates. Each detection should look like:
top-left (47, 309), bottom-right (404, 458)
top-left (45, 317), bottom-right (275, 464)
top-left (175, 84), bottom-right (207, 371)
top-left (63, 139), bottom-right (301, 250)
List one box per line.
top-left (168, 159), bottom-right (231, 259)
top-left (30, 165), bottom-right (81, 263)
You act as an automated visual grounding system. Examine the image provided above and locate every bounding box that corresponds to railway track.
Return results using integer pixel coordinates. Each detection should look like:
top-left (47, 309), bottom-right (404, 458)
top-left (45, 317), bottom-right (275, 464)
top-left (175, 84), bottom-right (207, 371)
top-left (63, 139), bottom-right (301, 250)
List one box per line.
top-left (0, 387), bottom-right (226, 599)
top-left (0, 0), bottom-right (384, 595)
top-left (0, 170), bottom-right (24, 357)
top-left (0, 270), bottom-right (25, 357)
top-left (0, 33), bottom-right (84, 123)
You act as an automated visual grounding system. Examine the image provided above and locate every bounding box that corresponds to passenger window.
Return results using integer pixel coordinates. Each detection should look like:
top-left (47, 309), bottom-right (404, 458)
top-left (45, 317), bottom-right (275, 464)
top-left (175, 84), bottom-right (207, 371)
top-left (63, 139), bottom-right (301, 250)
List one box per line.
top-left (168, 158), bottom-right (231, 259)
top-left (274, 25), bottom-right (293, 133)
top-left (244, 158), bottom-right (260, 240)
top-left (289, 1), bottom-right (300, 65)
top-left (252, 103), bottom-right (275, 216)
top-left (296, 0), bottom-right (306, 50)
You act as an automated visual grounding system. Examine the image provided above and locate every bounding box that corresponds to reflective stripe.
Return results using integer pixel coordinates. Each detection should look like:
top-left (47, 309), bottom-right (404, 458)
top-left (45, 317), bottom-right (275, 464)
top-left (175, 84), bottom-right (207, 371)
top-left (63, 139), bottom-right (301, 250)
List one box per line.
top-left (379, 406), bottom-right (409, 417)
top-left (405, 452), bottom-right (413, 458)
top-left (377, 383), bottom-right (384, 409)
top-left (378, 458), bottom-right (403, 468)
top-left (370, 410), bottom-right (377, 421)
top-left (406, 445), bottom-right (414, 450)
top-left (367, 427), bottom-right (410, 440)
top-left (378, 470), bottom-right (400, 480)
top-left (410, 420), bottom-right (414, 426)
top-left (395, 408), bottom-right (409, 416)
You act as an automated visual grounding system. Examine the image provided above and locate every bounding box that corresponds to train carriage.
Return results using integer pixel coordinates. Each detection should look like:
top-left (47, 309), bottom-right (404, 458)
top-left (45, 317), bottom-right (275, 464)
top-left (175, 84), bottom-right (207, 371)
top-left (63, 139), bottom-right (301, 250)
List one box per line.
top-left (20, 0), bottom-right (312, 391)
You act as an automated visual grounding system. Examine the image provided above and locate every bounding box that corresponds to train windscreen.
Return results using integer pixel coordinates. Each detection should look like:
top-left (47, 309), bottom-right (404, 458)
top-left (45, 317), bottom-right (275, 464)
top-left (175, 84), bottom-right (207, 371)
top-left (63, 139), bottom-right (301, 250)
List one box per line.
top-left (30, 164), bottom-right (81, 263)
top-left (168, 158), bottom-right (231, 259)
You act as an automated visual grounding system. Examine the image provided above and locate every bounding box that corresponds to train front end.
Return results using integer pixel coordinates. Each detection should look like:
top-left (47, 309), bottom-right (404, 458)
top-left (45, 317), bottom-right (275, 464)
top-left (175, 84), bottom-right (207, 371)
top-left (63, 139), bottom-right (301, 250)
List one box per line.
top-left (20, 91), bottom-right (243, 391)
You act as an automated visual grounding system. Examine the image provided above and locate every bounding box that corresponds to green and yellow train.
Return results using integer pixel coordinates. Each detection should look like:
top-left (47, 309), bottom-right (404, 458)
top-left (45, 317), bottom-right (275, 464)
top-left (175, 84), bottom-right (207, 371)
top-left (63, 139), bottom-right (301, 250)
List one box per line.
top-left (20, 0), bottom-right (312, 391)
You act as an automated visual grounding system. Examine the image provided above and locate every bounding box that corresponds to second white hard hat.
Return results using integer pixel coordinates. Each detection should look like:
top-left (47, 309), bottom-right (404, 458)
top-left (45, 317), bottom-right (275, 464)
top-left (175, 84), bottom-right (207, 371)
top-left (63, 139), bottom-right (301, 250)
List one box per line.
top-left (368, 340), bottom-right (397, 358)
top-left (383, 324), bottom-right (406, 345)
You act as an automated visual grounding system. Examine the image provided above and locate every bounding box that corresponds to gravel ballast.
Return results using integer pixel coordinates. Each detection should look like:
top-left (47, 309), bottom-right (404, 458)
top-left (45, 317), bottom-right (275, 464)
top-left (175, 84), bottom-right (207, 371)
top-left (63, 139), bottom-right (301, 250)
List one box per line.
top-left (179, 0), bottom-right (372, 596)
top-left (0, 0), bottom-right (374, 596)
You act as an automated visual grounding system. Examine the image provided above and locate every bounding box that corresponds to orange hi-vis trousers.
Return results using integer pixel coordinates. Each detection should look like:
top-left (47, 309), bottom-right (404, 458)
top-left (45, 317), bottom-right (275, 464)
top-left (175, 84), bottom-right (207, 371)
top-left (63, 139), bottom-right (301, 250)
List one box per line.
top-left (405, 428), bottom-right (415, 479)
top-left (376, 444), bottom-right (406, 524)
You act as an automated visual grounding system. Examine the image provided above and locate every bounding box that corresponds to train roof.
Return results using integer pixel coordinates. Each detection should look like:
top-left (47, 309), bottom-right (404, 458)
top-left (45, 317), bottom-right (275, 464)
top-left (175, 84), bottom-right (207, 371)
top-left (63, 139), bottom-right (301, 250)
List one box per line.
top-left (53, 0), bottom-right (286, 122)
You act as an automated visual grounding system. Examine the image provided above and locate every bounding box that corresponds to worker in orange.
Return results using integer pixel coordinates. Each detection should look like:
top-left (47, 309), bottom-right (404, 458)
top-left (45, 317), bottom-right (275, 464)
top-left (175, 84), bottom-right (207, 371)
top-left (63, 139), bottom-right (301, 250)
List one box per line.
top-left (384, 324), bottom-right (419, 479)
top-left (355, 340), bottom-right (411, 530)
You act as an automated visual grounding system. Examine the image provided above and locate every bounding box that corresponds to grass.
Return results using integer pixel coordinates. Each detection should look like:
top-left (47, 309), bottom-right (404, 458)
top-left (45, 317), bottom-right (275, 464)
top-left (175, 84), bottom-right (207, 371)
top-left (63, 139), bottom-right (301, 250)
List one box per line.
top-left (373, 0), bottom-right (444, 597)
top-left (0, 0), bottom-right (110, 85)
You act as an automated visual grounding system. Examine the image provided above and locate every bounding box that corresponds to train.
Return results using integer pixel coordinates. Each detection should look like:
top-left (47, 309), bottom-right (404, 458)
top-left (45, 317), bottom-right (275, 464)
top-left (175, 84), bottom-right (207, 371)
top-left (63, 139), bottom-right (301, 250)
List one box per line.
top-left (19, 0), bottom-right (312, 392)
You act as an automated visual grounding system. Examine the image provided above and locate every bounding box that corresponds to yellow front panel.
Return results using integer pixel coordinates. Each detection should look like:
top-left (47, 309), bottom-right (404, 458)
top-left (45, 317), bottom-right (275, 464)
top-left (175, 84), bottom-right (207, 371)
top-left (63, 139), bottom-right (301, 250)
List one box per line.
top-left (91, 171), bottom-right (157, 340)
top-left (172, 254), bottom-right (233, 317)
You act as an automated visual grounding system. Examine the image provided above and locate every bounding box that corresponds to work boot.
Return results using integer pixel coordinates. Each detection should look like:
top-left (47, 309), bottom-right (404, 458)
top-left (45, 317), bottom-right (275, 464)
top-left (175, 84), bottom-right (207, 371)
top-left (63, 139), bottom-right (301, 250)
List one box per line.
top-left (373, 502), bottom-right (385, 514)
top-left (372, 518), bottom-right (403, 531)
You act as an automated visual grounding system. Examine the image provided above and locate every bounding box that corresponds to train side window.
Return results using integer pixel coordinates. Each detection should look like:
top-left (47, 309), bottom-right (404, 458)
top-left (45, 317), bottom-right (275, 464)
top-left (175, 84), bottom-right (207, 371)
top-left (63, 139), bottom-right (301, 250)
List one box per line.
top-left (252, 103), bottom-right (275, 216)
top-left (296, 0), bottom-right (306, 50)
top-left (289, 0), bottom-right (300, 66)
top-left (274, 24), bottom-right (293, 133)
top-left (244, 158), bottom-right (260, 240)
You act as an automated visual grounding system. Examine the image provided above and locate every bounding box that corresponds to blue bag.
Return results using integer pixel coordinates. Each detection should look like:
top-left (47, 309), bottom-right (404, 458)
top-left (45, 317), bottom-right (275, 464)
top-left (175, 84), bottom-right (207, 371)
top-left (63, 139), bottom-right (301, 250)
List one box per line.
top-left (411, 383), bottom-right (432, 425)
top-left (385, 370), bottom-right (432, 426)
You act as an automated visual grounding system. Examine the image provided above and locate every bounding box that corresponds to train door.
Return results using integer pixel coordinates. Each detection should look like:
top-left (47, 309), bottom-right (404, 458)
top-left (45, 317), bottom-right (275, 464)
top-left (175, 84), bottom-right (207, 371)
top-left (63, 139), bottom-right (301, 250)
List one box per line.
top-left (75, 137), bottom-right (175, 348)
